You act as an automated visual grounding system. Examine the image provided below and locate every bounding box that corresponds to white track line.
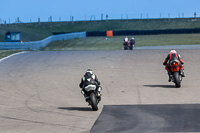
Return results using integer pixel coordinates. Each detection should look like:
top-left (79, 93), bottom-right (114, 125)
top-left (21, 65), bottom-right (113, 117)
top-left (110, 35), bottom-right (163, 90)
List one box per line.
top-left (0, 51), bottom-right (27, 62)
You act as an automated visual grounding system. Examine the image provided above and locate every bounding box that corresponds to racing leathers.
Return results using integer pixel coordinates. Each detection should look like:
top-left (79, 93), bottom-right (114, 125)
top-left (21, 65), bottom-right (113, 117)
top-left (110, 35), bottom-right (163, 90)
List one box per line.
top-left (123, 37), bottom-right (129, 50)
top-left (129, 38), bottom-right (135, 50)
top-left (79, 71), bottom-right (101, 99)
top-left (163, 50), bottom-right (185, 81)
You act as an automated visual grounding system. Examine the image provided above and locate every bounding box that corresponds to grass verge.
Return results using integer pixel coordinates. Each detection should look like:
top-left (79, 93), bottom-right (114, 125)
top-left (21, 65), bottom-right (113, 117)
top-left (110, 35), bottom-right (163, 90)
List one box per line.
top-left (0, 50), bottom-right (23, 59)
top-left (40, 33), bottom-right (200, 51)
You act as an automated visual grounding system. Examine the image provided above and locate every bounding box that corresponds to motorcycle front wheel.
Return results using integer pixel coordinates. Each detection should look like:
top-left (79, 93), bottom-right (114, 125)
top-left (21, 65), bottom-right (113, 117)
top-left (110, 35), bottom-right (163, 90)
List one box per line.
top-left (89, 93), bottom-right (98, 111)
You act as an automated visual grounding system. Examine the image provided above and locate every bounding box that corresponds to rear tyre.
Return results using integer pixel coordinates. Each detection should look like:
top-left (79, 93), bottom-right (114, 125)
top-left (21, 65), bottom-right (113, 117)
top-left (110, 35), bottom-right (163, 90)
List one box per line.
top-left (90, 93), bottom-right (98, 111)
top-left (173, 72), bottom-right (181, 88)
top-left (129, 45), bottom-right (133, 50)
top-left (124, 46), bottom-right (128, 50)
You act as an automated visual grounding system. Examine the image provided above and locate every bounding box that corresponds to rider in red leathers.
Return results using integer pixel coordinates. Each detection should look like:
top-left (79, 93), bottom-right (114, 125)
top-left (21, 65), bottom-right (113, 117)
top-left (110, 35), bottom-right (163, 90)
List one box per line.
top-left (123, 36), bottom-right (129, 50)
top-left (163, 50), bottom-right (185, 82)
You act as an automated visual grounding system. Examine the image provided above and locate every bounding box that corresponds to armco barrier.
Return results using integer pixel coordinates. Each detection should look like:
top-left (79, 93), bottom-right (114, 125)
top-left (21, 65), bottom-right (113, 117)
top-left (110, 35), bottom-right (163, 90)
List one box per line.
top-left (86, 28), bottom-right (200, 37)
top-left (0, 32), bottom-right (86, 50)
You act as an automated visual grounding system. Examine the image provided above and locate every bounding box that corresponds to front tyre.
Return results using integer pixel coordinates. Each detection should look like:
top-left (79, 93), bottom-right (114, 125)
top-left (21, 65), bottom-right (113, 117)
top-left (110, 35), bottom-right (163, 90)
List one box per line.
top-left (173, 72), bottom-right (181, 88)
top-left (89, 93), bottom-right (98, 111)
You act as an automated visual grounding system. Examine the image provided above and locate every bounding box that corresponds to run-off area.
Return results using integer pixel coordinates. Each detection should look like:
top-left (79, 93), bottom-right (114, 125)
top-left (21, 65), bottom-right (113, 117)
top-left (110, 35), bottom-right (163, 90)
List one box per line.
top-left (91, 104), bottom-right (200, 133)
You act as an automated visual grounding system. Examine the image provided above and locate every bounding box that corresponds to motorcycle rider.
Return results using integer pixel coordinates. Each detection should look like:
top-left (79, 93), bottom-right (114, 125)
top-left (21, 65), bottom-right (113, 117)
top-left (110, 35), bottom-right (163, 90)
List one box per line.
top-left (123, 36), bottom-right (129, 50)
top-left (163, 49), bottom-right (185, 82)
top-left (79, 69), bottom-right (102, 101)
top-left (129, 37), bottom-right (135, 50)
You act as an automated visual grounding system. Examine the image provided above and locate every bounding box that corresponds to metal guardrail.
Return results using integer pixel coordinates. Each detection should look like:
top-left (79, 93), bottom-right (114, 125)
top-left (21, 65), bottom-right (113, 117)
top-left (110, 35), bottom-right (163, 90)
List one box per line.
top-left (0, 32), bottom-right (86, 50)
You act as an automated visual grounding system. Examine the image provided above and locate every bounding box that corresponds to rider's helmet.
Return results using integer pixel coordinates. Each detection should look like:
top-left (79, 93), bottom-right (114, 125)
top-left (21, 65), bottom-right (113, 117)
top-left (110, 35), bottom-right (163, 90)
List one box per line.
top-left (85, 69), bottom-right (95, 80)
top-left (169, 49), bottom-right (179, 60)
top-left (131, 37), bottom-right (134, 40)
top-left (170, 49), bottom-right (177, 54)
top-left (124, 36), bottom-right (128, 42)
top-left (86, 69), bottom-right (93, 74)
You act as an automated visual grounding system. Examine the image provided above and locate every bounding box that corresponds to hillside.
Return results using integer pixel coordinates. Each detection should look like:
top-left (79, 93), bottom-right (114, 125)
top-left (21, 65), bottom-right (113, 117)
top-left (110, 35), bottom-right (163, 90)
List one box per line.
top-left (0, 18), bottom-right (200, 42)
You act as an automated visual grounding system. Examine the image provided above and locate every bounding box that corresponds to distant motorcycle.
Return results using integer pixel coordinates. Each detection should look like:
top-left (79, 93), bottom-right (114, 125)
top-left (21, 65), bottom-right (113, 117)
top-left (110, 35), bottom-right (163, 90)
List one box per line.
top-left (128, 43), bottom-right (134, 50)
top-left (169, 59), bottom-right (183, 88)
top-left (123, 40), bottom-right (135, 50)
top-left (84, 85), bottom-right (101, 111)
top-left (123, 42), bottom-right (129, 50)
top-left (129, 39), bottom-right (135, 50)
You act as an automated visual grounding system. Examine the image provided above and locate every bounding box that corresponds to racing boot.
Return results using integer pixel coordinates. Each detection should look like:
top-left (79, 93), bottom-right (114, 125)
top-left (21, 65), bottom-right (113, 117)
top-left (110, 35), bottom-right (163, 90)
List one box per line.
top-left (81, 90), bottom-right (89, 102)
top-left (180, 69), bottom-right (185, 77)
top-left (84, 96), bottom-right (89, 102)
top-left (97, 86), bottom-right (102, 97)
top-left (97, 92), bottom-right (101, 102)
top-left (168, 71), bottom-right (172, 82)
top-left (97, 92), bottom-right (101, 97)
top-left (96, 86), bottom-right (102, 102)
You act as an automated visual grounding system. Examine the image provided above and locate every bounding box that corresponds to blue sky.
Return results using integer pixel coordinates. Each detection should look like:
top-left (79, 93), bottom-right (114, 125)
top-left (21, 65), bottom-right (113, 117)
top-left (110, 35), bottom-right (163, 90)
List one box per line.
top-left (1, 0), bottom-right (200, 23)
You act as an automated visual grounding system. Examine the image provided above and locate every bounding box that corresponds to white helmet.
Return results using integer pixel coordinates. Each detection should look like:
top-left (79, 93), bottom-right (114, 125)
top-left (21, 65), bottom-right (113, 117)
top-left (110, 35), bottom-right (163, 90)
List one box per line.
top-left (86, 69), bottom-right (93, 74)
top-left (170, 49), bottom-right (177, 54)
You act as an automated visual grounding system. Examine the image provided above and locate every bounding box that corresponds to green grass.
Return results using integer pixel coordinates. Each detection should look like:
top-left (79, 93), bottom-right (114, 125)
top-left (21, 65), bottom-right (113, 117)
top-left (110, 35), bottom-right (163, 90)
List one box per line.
top-left (1, 18), bottom-right (200, 42)
top-left (40, 33), bottom-right (200, 51)
top-left (0, 50), bottom-right (23, 59)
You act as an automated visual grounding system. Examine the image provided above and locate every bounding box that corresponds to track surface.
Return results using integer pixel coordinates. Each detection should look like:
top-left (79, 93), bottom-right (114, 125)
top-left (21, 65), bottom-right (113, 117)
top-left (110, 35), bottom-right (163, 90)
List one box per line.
top-left (91, 104), bottom-right (200, 133)
top-left (0, 50), bottom-right (200, 133)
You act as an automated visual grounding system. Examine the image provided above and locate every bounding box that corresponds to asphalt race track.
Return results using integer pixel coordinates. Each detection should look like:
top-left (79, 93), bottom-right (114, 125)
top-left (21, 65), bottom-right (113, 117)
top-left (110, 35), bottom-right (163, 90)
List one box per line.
top-left (91, 104), bottom-right (200, 133)
top-left (0, 49), bottom-right (200, 133)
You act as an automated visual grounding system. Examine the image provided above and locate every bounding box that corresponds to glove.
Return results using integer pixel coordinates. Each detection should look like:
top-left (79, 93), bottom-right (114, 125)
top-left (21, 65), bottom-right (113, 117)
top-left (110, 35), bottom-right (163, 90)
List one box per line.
top-left (98, 81), bottom-right (101, 85)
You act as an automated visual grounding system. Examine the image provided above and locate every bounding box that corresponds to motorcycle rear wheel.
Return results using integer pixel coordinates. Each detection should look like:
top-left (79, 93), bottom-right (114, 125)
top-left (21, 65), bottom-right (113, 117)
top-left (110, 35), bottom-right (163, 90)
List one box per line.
top-left (173, 72), bottom-right (181, 88)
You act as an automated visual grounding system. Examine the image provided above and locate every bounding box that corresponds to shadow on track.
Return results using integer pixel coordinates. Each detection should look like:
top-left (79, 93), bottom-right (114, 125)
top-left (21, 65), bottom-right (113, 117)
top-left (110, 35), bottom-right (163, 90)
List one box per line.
top-left (143, 85), bottom-right (175, 88)
top-left (58, 107), bottom-right (92, 111)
